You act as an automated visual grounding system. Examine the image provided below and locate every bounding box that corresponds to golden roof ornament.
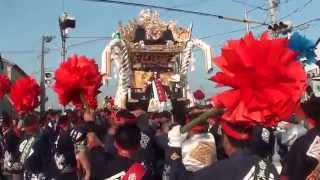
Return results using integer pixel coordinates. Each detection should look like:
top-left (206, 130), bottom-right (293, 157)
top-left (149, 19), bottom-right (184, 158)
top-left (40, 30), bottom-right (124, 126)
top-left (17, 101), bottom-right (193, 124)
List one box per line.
top-left (118, 9), bottom-right (191, 44)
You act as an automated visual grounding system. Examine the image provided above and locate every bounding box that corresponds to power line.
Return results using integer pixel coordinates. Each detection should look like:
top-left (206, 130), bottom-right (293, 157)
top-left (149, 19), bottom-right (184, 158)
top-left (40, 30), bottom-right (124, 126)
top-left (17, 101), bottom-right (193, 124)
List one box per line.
top-left (9, 18), bottom-right (316, 58)
top-left (169, 0), bottom-right (211, 9)
top-left (233, 0), bottom-right (294, 14)
top-left (161, 0), bottom-right (211, 17)
top-left (67, 35), bottom-right (111, 39)
top-left (84, 0), bottom-right (269, 26)
top-left (231, 0), bottom-right (291, 13)
top-left (247, 6), bottom-right (264, 13)
top-left (231, 0), bottom-right (268, 11)
top-left (67, 38), bottom-right (107, 49)
top-left (293, 17), bottom-right (320, 30)
top-left (198, 10), bottom-right (270, 41)
top-left (1, 37), bottom-right (110, 55)
top-left (1, 46), bottom-right (60, 55)
top-left (0, 50), bottom-right (38, 54)
top-left (199, 24), bottom-right (265, 40)
top-left (199, 27), bottom-right (247, 39)
top-left (279, 0), bottom-right (313, 20)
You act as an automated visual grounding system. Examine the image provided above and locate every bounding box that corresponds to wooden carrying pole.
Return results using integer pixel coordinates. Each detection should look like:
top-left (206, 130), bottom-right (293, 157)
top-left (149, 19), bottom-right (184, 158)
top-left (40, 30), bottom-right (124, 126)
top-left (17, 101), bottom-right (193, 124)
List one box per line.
top-left (181, 107), bottom-right (224, 133)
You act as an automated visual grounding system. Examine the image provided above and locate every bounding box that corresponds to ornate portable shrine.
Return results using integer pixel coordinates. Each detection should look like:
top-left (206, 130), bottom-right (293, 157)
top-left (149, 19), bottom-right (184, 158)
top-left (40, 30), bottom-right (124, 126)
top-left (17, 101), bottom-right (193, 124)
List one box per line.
top-left (101, 9), bottom-right (213, 110)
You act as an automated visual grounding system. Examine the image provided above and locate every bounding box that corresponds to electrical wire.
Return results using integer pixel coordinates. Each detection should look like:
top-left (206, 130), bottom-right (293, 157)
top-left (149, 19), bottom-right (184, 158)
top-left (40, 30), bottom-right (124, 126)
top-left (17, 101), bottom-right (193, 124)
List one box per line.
top-left (199, 10), bottom-right (270, 40)
top-left (279, 0), bottom-right (313, 20)
top-left (67, 38), bottom-right (107, 49)
top-left (9, 23), bottom-right (313, 58)
top-left (233, 0), bottom-right (295, 14)
top-left (1, 37), bottom-right (109, 55)
top-left (294, 17), bottom-right (320, 28)
top-left (84, 0), bottom-right (269, 25)
top-left (207, 1), bottom-right (269, 37)
top-left (161, 0), bottom-right (211, 17)
top-left (4, 1), bottom-right (319, 61)
top-left (293, 17), bottom-right (320, 32)
top-left (170, 0), bottom-right (211, 9)
top-left (231, 0), bottom-right (268, 11)
top-left (199, 24), bottom-right (265, 40)
top-left (67, 36), bottom-right (111, 39)
top-left (200, 2), bottom-right (319, 41)
top-left (200, 16), bottom-right (320, 41)
top-left (0, 50), bottom-right (38, 54)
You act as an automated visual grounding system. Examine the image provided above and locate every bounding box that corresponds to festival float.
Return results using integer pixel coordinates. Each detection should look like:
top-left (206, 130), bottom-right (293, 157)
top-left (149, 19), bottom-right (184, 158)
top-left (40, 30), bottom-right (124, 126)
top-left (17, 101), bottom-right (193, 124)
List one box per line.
top-left (101, 9), bottom-right (213, 111)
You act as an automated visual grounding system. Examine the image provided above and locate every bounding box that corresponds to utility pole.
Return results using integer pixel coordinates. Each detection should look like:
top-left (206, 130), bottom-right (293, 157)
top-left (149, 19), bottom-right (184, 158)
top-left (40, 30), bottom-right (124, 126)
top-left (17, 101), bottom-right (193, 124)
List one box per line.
top-left (61, 31), bottom-right (67, 62)
top-left (244, 8), bottom-right (250, 32)
top-left (59, 14), bottom-right (67, 62)
top-left (268, 0), bottom-right (279, 37)
top-left (40, 35), bottom-right (54, 116)
top-left (59, 12), bottom-right (76, 62)
top-left (268, 0), bottom-right (277, 25)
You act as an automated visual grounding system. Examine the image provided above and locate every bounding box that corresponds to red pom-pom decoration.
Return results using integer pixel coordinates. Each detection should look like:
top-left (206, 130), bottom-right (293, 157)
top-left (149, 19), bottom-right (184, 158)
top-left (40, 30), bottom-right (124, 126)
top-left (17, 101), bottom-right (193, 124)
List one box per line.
top-left (210, 32), bottom-right (307, 127)
top-left (54, 55), bottom-right (102, 109)
top-left (10, 76), bottom-right (40, 113)
top-left (0, 74), bottom-right (11, 99)
top-left (193, 89), bottom-right (205, 100)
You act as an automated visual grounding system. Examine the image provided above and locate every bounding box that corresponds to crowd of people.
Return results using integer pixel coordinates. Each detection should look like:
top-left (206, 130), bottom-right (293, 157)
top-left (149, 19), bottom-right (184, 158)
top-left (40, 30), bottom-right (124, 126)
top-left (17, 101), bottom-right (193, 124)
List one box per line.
top-left (0, 30), bottom-right (319, 180)
top-left (0, 94), bottom-right (319, 180)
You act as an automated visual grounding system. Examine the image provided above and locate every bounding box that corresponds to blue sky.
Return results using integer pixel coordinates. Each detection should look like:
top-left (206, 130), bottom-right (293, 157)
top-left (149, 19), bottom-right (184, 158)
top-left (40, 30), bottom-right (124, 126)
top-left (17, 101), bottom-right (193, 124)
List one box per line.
top-left (0, 0), bottom-right (319, 108)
